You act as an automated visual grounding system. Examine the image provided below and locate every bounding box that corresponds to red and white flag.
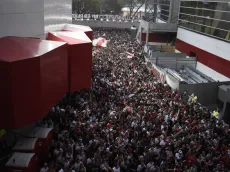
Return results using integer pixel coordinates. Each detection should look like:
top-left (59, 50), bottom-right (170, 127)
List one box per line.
top-left (127, 52), bottom-right (134, 59)
top-left (92, 37), bottom-right (108, 47)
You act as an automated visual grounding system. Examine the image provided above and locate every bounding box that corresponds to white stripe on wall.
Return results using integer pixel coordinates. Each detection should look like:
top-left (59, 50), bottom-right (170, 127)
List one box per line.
top-left (148, 42), bottom-right (167, 45)
top-left (175, 49), bottom-right (181, 53)
top-left (177, 28), bottom-right (230, 62)
top-left (196, 62), bottom-right (230, 82)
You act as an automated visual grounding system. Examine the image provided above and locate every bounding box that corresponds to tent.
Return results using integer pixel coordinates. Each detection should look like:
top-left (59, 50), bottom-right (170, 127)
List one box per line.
top-left (6, 153), bottom-right (38, 172)
top-left (0, 37), bottom-right (68, 129)
top-left (47, 31), bottom-right (92, 92)
top-left (13, 138), bottom-right (39, 153)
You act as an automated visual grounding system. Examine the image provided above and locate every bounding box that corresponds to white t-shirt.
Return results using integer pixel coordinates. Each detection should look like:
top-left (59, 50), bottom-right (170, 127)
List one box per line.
top-left (40, 167), bottom-right (49, 172)
top-left (175, 153), bottom-right (183, 160)
top-left (113, 167), bottom-right (120, 172)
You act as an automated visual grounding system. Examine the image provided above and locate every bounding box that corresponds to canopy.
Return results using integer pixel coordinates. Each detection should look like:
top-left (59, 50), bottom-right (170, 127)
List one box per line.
top-left (63, 24), bottom-right (92, 32)
top-left (47, 31), bottom-right (91, 45)
top-left (6, 153), bottom-right (35, 167)
top-left (13, 138), bottom-right (38, 151)
top-left (62, 24), bottom-right (93, 40)
top-left (28, 127), bottom-right (52, 139)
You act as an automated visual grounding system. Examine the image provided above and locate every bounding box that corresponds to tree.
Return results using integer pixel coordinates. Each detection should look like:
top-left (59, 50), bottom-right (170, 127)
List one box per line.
top-left (72, 0), bottom-right (100, 14)
top-left (103, 0), bottom-right (122, 14)
top-left (119, 0), bottom-right (145, 17)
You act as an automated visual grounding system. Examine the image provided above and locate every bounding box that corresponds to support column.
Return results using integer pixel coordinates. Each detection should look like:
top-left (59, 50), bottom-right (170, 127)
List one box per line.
top-left (145, 0), bottom-right (147, 18)
top-left (146, 22), bottom-right (150, 46)
top-left (153, 4), bottom-right (157, 22)
top-left (168, 0), bottom-right (173, 23)
top-left (140, 28), bottom-right (142, 44)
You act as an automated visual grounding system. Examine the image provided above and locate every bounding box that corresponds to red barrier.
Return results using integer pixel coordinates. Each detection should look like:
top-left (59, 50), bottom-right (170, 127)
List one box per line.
top-left (0, 37), bottom-right (68, 129)
top-left (47, 31), bottom-right (92, 92)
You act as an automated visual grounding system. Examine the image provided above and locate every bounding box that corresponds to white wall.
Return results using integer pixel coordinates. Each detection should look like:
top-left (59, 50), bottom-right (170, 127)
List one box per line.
top-left (0, 0), bottom-right (45, 38)
top-left (196, 62), bottom-right (230, 82)
top-left (44, 0), bottom-right (72, 34)
top-left (177, 28), bottom-right (230, 81)
top-left (176, 47), bottom-right (229, 81)
top-left (177, 28), bottom-right (230, 61)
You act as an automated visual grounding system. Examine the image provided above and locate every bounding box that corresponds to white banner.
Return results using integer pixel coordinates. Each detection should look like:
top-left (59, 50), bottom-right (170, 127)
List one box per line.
top-left (72, 14), bottom-right (138, 20)
top-left (127, 52), bottom-right (134, 58)
top-left (151, 63), bottom-right (166, 84)
top-left (165, 74), bottom-right (180, 90)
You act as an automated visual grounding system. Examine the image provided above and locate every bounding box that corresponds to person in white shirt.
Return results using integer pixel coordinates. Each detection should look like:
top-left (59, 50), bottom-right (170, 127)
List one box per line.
top-left (40, 163), bottom-right (49, 172)
top-left (58, 169), bottom-right (64, 172)
top-left (113, 164), bottom-right (121, 172)
top-left (175, 150), bottom-right (183, 160)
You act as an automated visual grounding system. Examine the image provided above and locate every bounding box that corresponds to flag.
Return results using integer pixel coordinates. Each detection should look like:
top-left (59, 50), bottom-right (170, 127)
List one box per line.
top-left (127, 52), bottom-right (134, 58)
top-left (92, 37), bottom-right (108, 47)
top-left (148, 50), bottom-right (152, 57)
top-left (144, 44), bottom-right (148, 53)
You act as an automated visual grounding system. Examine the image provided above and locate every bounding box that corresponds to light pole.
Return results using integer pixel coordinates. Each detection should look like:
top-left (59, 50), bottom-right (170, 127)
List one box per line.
top-left (145, 0), bottom-right (147, 18)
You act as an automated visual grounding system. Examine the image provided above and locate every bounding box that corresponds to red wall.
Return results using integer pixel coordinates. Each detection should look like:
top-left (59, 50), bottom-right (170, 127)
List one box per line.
top-left (85, 31), bottom-right (93, 41)
top-left (139, 32), bottom-right (170, 43)
top-left (0, 43), bottom-right (68, 129)
top-left (47, 32), bottom-right (92, 92)
top-left (176, 38), bottom-right (230, 78)
top-left (69, 43), bottom-right (92, 91)
top-left (40, 45), bottom-right (68, 116)
top-left (0, 58), bottom-right (41, 129)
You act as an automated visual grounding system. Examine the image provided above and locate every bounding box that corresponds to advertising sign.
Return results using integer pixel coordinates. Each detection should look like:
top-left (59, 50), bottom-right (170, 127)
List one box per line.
top-left (72, 14), bottom-right (138, 21)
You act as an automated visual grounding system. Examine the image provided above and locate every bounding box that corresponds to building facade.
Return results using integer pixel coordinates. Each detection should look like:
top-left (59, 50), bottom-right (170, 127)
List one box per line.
top-left (175, 0), bottom-right (230, 81)
top-left (0, 0), bottom-right (72, 39)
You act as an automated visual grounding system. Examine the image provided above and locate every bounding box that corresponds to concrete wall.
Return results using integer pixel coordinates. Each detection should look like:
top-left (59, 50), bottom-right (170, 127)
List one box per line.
top-left (218, 86), bottom-right (230, 103)
top-left (0, 0), bottom-right (45, 38)
top-left (0, 0), bottom-right (72, 39)
top-left (73, 20), bottom-right (140, 29)
top-left (44, 0), bottom-right (72, 35)
top-left (169, 0), bottom-right (180, 23)
top-left (179, 81), bottom-right (230, 106)
top-left (156, 18), bottom-right (167, 23)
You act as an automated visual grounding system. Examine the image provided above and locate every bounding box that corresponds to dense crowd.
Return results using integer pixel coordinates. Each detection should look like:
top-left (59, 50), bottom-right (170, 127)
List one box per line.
top-left (40, 28), bottom-right (230, 172)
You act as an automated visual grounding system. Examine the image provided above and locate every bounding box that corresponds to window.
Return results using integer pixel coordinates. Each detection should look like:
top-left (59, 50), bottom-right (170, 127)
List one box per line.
top-left (157, 0), bottom-right (171, 23)
top-left (179, 0), bottom-right (230, 41)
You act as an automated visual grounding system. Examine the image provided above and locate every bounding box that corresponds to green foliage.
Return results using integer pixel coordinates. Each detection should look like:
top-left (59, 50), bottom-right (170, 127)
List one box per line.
top-left (103, 0), bottom-right (122, 14)
top-left (72, 0), bottom-right (100, 14)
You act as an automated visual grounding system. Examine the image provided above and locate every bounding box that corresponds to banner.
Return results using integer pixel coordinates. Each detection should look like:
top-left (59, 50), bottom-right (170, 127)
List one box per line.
top-left (127, 52), bottom-right (134, 59)
top-left (72, 14), bottom-right (139, 21)
top-left (92, 37), bottom-right (108, 47)
top-left (144, 44), bottom-right (148, 53)
top-left (165, 74), bottom-right (180, 90)
top-left (151, 63), bottom-right (166, 83)
top-left (148, 50), bottom-right (152, 57)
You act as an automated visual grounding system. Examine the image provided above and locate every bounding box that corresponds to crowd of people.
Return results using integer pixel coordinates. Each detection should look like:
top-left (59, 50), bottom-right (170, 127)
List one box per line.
top-left (40, 28), bottom-right (230, 172)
